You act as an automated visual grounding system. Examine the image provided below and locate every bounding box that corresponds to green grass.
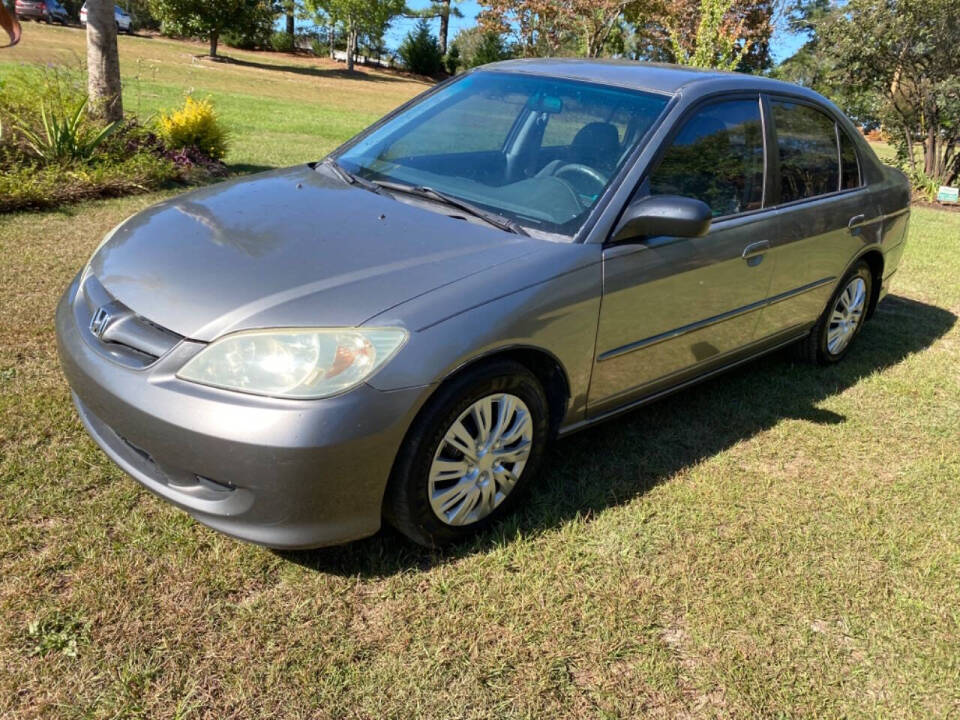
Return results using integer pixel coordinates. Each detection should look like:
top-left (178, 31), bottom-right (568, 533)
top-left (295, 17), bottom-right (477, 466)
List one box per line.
top-left (1, 23), bottom-right (429, 169)
top-left (2, 25), bottom-right (960, 720)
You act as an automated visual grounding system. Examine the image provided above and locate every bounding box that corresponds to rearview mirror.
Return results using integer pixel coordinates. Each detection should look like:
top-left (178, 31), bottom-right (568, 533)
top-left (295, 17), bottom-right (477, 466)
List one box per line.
top-left (610, 195), bottom-right (712, 244)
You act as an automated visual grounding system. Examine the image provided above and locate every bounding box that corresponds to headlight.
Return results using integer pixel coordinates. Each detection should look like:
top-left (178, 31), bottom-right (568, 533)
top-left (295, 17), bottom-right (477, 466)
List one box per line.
top-left (176, 327), bottom-right (407, 399)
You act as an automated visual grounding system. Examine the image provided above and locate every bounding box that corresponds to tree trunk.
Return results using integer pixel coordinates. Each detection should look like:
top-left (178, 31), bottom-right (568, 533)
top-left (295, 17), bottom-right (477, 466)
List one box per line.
top-left (85, 0), bottom-right (122, 122)
top-left (346, 26), bottom-right (356, 71)
top-left (902, 125), bottom-right (917, 174)
top-left (329, 22), bottom-right (335, 59)
top-left (209, 29), bottom-right (218, 58)
top-left (438, 0), bottom-right (450, 55)
top-left (285, 7), bottom-right (294, 38)
top-left (924, 122), bottom-right (937, 178)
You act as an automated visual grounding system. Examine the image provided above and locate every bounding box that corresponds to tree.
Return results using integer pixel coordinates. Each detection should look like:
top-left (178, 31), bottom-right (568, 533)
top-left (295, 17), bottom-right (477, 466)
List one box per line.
top-left (472, 30), bottom-right (509, 65)
top-left (86, 0), bottom-right (123, 121)
top-left (478, 0), bottom-right (653, 58)
top-left (148, 0), bottom-right (272, 58)
top-left (626, 0), bottom-right (774, 72)
top-left (409, 0), bottom-right (464, 55)
top-left (669, 0), bottom-right (751, 69)
top-left (305, 0), bottom-right (405, 71)
top-left (398, 18), bottom-right (444, 75)
top-left (818, 0), bottom-right (960, 185)
top-left (283, 0), bottom-right (296, 39)
top-left (450, 25), bottom-right (511, 68)
top-left (772, 0), bottom-right (834, 89)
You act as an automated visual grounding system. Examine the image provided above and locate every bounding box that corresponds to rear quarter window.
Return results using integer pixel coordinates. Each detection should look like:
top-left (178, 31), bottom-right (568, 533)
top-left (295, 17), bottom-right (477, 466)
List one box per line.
top-left (839, 127), bottom-right (862, 190)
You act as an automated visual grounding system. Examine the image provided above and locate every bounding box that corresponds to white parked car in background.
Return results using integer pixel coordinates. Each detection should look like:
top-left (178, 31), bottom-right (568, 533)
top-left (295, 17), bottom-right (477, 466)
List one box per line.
top-left (79, 3), bottom-right (131, 32)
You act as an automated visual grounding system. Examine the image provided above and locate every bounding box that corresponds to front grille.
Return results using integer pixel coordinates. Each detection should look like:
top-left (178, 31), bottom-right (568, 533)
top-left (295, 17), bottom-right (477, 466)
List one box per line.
top-left (75, 274), bottom-right (184, 368)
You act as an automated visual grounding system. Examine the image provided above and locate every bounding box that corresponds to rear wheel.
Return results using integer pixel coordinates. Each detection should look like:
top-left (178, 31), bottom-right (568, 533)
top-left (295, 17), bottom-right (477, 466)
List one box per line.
top-left (796, 260), bottom-right (872, 364)
top-left (384, 360), bottom-right (550, 547)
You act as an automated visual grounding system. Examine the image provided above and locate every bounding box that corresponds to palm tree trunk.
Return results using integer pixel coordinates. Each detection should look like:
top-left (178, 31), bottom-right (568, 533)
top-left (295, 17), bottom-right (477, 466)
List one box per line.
top-left (85, 0), bottom-right (122, 121)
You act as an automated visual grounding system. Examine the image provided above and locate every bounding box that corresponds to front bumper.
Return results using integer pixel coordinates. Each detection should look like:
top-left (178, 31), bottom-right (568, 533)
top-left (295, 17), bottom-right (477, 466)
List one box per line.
top-left (56, 274), bottom-right (428, 549)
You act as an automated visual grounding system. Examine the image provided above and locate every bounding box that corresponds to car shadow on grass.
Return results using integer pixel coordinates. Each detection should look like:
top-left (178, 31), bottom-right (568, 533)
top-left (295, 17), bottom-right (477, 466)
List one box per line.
top-left (281, 294), bottom-right (956, 577)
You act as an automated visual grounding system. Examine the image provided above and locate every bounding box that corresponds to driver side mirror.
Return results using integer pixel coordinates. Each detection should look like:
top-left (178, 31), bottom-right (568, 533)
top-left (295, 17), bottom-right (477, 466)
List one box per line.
top-left (610, 195), bottom-right (712, 244)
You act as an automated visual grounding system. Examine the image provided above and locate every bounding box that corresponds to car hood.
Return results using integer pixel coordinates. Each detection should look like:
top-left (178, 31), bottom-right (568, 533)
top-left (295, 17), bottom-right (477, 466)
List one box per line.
top-left (89, 165), bottom-right (548, 341)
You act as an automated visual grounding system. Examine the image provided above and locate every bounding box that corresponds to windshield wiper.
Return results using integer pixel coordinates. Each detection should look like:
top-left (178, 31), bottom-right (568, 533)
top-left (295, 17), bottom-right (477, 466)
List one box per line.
top-left (319, 157), bottom-right (383, 195)
top-left (372, 180), bottom-right (529, 236)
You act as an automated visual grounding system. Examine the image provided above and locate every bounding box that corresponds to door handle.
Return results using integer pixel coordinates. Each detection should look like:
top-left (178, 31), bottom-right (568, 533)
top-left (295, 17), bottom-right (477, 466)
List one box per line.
top-left (742, 240), bottom-right (771, 260)
top-left (848, 214), bottom-right (866, 232)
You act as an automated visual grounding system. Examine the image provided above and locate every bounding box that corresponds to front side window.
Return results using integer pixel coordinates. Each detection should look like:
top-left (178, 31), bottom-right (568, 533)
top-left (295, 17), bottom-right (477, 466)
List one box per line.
top-left (649, 99), bottom-right (765, 218)
top-left (337, 72), bottom-right (669, 237)
top-left (772, 101), bottom-right (840, 202)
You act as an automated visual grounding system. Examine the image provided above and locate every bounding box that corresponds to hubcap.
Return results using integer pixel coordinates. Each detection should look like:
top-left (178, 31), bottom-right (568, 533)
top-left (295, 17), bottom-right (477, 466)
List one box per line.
top-left (827, 276), bottom-right (867, 355)
top-left (428, 393), bottom-right (533, 526)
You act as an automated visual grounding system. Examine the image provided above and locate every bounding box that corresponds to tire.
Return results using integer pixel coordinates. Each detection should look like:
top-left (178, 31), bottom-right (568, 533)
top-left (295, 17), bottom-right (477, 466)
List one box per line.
top-left (795, 260), bottom-right (873, 365)
top-left (384, 360), bottom-right (550, 547)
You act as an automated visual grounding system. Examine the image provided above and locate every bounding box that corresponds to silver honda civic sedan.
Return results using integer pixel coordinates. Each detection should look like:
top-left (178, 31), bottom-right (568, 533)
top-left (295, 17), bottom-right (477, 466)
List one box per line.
top-left (56, 60), bottom-right (911, 548)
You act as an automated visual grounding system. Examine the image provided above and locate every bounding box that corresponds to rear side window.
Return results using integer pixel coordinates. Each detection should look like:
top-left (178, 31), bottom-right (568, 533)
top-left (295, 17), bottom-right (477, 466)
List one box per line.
top-left (649, 99), bottom-right (764, 217)
top-left (772, 101), bottom-right (839, 202)
top-left (839, 128), bottom-right (861, 189)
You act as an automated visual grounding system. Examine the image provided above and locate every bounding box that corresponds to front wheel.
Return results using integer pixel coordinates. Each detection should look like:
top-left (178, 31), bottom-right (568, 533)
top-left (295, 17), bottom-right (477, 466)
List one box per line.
top-left (796, 260), bottom-right (873, 364)
top-left (384, 360), bottom-right (550, 547)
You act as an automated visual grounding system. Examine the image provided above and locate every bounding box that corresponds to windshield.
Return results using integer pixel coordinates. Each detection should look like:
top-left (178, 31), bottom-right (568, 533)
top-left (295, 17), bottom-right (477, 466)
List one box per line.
top-left (337, 72), bottom-right (669, 237)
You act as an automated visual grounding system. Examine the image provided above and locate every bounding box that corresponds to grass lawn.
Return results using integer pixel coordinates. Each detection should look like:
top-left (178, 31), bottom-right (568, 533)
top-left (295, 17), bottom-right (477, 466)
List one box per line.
top-left (1, 23), bottom-right (429, 170)
top-left (2, 26), bottom-right (960, 720)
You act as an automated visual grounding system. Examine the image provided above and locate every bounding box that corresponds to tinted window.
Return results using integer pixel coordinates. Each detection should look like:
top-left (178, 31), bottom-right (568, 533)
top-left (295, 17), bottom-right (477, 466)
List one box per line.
top-left (773, 101), bottom-right (839, 202)
top-left (839, 128), bottom-right (861, 189)
top-left (650, 99), bottom-right (764, 217)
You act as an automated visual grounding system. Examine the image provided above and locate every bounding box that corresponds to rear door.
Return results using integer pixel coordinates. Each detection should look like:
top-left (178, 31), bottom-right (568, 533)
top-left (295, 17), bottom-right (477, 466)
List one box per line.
top-left (589, 96), bottom-right (776, 413)
top-left (754, 97), bottom-right (880, 338)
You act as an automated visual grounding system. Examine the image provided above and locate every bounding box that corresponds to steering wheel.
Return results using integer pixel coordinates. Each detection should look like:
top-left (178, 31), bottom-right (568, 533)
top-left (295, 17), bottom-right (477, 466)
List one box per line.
top-left (552, 163), bottom-right (608, 204)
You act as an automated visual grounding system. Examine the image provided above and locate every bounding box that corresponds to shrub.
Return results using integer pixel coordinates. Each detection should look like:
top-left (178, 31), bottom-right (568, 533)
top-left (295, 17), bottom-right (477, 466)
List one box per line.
top-left (450, 27), bottom-right (511, 69)
top-left (907, 169), bottom-right (940, 202)
top-left (444, 44), bottom-right (461, 75)
top-left (398, 20), bottom-right (443, 76)
top-left (157, 96), bottom-right (228, 160)
top-left (0, 153), bottom-right (180, 213)
top-left (310, 37), bottom-right (326, 57)
top-left (473, 32), bottom-right (510, 67)
top-left (10, 97), bottom-right (119, 162)
top-left (269, 31), bottom-right (295, 53)
top-left (0, 65), bottom-right (227, 213)
top-left (221, 3), bottom-right (275, 50)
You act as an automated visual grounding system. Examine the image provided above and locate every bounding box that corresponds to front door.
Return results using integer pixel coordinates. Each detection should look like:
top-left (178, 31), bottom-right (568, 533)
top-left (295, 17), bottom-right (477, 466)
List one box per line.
top-left (589, 97), bottom-right (776, 414)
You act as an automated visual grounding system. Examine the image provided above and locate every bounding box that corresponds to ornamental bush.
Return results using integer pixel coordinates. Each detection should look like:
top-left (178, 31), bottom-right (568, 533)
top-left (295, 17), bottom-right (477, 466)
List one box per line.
top-left (157, 96), bottom-right (228, 161)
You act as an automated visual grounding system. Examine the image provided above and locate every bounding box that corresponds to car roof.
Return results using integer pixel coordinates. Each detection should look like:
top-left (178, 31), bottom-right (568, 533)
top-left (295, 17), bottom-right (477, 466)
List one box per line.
top-left (480, 58), bottom-right (827, 103)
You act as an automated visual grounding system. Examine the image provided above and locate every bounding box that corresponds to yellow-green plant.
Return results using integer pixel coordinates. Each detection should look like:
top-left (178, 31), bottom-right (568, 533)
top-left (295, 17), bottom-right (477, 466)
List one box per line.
top-left (157, 96), bottom-right (228, 160)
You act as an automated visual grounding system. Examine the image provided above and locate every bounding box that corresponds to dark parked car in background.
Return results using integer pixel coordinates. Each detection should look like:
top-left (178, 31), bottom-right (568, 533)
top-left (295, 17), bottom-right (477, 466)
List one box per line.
top-left (56, 60), bottom-right (911, 549)
top-left (15, 0), bottom-right (68, 24)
